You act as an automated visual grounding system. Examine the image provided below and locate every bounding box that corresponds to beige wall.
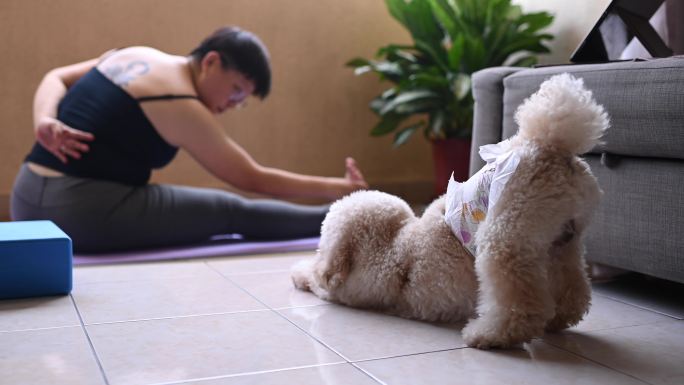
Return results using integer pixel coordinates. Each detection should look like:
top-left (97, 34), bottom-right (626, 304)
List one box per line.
top-left (514, 0), bottom-right (612, 64)
top-left (0, 0), bottom-right (610, 220)
top-left (0, 0), bottom-right (435, 220)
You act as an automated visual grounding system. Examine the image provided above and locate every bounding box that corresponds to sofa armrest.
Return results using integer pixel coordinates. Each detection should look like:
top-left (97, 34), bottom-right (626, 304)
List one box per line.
top-left (469, 67), bottom-right (525, 175)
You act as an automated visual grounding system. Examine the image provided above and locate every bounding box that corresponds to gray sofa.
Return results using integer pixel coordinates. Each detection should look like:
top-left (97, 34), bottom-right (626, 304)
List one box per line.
top-left (469, 56), bottom-right (684, 284)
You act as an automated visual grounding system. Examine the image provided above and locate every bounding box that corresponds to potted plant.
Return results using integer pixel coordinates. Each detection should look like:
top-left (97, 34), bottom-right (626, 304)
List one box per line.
top-left (347, 0), bottom-right (554, 195)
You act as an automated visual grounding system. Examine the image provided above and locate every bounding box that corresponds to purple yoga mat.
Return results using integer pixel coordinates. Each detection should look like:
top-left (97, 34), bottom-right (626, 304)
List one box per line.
top-left (73, 237), bottom-right (320, 266)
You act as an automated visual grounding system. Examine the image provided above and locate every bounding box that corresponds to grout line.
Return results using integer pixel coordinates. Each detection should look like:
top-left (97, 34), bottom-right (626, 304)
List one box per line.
top-left (350, 362), bottom-right (388, 385)
top-left (69, 294), bottom-right (110, 385)
top-left (348, 346), bottom-right (470, 364)
top-left (270, 306), bottom-right (354, 362)
top-left (0, 324), bottom-right (82, 334)
top-left (82, 307), bottom-right (272, 326)
top-left (205, 262), bottom-right (354, 363)
top-left (348, 347), bottom-right (478, 385)
top-left (272, 303), bottom-right (331, 311)
top-left (539, 339), bottom-right (652, 384)
top-left (145, 362), bottom-right (346, 385)
top-left (205, 260), bottom-right (473, 371)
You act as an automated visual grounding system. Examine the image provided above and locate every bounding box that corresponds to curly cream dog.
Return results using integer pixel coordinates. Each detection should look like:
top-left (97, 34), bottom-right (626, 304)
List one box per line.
top-left (291, 74), bottom-right (609, 349)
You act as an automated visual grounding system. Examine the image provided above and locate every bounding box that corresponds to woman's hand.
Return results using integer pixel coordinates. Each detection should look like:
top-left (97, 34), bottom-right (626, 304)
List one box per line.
top-left (35, 117), bottom-right (94, 163)
top-left (344, 157), bottom-right (368, 191)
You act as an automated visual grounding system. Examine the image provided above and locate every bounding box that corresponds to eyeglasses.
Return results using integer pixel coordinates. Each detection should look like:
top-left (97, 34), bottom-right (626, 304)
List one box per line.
top-left (229, 89), bottom-right (248, 106)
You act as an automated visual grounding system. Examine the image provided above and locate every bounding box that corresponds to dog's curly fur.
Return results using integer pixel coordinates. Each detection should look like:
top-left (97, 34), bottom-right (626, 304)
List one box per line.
top-left (291, 74), bottom-right (609, 349)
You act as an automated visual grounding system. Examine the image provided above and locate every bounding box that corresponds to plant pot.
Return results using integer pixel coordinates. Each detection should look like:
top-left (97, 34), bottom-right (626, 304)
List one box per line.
top-left (431, 138), bottom-right (471, 197)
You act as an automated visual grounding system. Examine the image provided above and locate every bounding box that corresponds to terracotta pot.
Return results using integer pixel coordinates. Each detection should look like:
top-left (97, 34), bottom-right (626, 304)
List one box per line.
top-left (431, 138), bottom-right (471, 196)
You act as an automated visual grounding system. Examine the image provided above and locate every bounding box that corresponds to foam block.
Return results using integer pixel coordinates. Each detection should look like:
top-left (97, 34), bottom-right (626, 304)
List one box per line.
top-left (0, 220), bottom-right (72, 299)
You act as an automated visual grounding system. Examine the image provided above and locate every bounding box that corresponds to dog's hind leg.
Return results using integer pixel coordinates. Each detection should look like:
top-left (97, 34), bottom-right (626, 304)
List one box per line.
top-left (545, 226), bottom-right (592, 331)
top-left (462, 239), bottom-right (555, 349)
top-left (463, 162), bottom-right (573, 348)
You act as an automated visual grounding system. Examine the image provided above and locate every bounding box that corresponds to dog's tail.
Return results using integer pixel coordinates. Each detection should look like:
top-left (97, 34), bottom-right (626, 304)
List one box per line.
top-left (514, 73), bottom-right (609, 155)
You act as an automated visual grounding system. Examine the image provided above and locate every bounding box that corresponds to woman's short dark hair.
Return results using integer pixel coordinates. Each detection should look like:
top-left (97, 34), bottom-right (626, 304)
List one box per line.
top-left (190, 26), bottom-right (271, 99)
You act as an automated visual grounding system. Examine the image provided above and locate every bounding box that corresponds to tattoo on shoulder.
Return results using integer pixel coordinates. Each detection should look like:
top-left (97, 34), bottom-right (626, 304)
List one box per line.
top-left (102, 61), bottom-right (150, 87)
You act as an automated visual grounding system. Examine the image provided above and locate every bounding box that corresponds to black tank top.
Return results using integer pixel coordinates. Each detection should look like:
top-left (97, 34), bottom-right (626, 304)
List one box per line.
top-left (26, 68), bottom-right (196, 186)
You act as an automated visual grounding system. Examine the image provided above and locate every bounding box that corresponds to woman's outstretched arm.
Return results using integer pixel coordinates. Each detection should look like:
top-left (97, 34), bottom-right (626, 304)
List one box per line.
top-left (143, 99), bottom-right (368, 201)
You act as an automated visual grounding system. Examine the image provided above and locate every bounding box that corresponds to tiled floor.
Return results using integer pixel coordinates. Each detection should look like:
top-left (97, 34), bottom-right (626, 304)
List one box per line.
top-left (1, 252), bottom-right (683, 385)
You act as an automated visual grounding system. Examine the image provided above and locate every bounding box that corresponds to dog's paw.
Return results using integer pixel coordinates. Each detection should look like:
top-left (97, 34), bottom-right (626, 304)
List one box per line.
top-left (462, 317), bottom-right (536, 349)
top-left (462, 319), bottom-right (501, 349)
top-left (290, 259), bottom-right (316, 291)
top-left (544, 313), bottom-right (584, 332)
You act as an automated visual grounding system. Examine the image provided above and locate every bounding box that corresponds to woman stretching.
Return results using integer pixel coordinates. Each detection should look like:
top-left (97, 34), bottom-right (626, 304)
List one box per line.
top-left (11, 26), bottom-right (367, 252)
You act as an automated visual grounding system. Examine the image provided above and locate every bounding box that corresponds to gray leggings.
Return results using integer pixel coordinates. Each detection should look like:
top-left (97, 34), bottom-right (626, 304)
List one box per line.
top-left (11, 164), bottom-right (328, 253)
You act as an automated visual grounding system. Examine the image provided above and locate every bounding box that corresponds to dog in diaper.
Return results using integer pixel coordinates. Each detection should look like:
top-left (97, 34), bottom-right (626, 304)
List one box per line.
top-left (291, 74), bottom-right (608, 349)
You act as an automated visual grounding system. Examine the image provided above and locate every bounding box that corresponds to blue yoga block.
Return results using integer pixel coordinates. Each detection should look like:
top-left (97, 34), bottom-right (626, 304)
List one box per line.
top-left (0, 220), bottom-right (72, 299)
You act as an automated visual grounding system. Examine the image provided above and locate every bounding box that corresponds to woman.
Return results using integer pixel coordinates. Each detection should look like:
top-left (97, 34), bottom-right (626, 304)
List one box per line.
top-left (11, 26), bottom-right (367, 252)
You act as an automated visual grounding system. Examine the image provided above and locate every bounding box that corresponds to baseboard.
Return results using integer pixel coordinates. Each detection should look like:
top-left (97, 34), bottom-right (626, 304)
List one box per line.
top-left (0, 193), bottom-right (9, 221)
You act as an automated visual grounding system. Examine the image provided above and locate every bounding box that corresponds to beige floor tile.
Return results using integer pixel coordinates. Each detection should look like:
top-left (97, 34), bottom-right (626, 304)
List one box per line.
top-left (86, 311), bottom-right (344, 385)
top-left (357, 341), bottom-right (648, 385)
top-left (206, 252), bottom-right (315, 275)
top-left (72, 275), bottom-right (265, 324)
top-left (572, 295), bottom-right (674, 332)
top-left (177, 363), bottom-right (379, 385)
top-left (228, 271), bottom-right (328, 309)
top-left (0, 326), bottom-right (104, 385)
top-left (0, 295), bottom-right (80, 332)
top-left (74, 260), bottom-right (220, 284)
top-left (544, 320), bottom-right (684, 385)
top-left (279, 305), bottom-right (465, 361)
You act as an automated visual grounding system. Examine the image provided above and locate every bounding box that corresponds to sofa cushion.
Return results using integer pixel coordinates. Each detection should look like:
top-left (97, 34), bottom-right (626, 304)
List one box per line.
top-left (583, 155), bottom-right (684, 283)
top-left (500, 56), bottom-right (684, 160)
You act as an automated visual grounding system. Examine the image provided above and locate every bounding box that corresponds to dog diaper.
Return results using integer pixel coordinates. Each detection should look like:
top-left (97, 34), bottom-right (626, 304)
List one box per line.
top-left (444, 139), bottom-right (521, 256)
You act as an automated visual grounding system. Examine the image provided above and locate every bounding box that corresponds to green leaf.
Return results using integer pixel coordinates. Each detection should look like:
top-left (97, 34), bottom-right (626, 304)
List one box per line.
top-left (452, 73), bottom-right (471, 101)
top-left (376, 44), bottom-right (415, 58)
top-left (427, 0), bottom-right (458, 37)
top-left (393, 122), bottom-right (424, 147)
top-left (369, 95), bottom-right (388, 114)
top-left (381, 88), bottom-right (398, 99)
top-left (379, 89), bottom-right (439, 115)
top-left (462, 36), bottom-right (486, 72)
top-left (367, 61), bottom-right (404, 81)
top-left (414, 39), bottom-right (449, 72)
top-left (346, 58), bottom-right (371, 68)
top-left (508, 55), bottom-right (537, 67)
top-left (409, 73), bottom-right (450, 89)
top-left (370, 113), bottom-right (409, 137)
top-left (394, 98), bottom-right (442, 114)
top-left (353, 66), bottom-right (372, 76)
top-left (516, 12), bottom-right (554, 33)
top-left (447, 34), bottom-right (465, 70)
top-left (384, 0), bottom-right (410, 31)
top-left (429, 110), bottom-right (446, 138)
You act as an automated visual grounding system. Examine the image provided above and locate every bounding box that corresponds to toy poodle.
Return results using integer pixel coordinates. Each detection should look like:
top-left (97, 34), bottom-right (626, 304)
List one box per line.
top-left (291, 73), bottom-right (609, 349)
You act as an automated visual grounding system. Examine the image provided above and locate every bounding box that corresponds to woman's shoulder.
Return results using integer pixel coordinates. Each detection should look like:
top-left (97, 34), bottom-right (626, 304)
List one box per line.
top-left (98, 46), bottom-right (173, 65)
top-left (96, 47), bottom-right (192, 97)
